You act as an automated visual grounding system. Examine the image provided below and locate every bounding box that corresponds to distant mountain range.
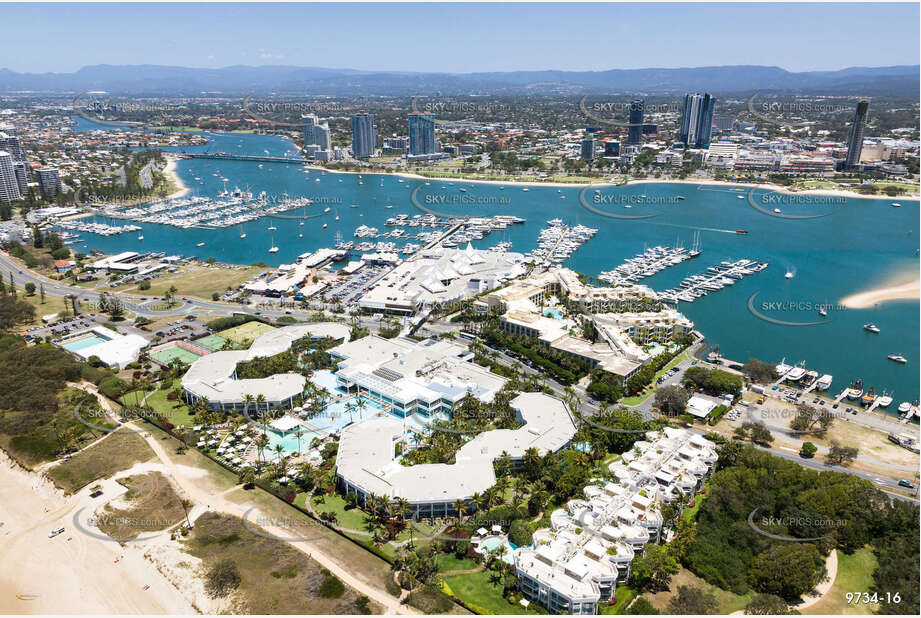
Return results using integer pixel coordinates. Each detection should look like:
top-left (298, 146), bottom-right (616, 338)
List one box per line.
top-left (0, 64), bottom-right (917, 96)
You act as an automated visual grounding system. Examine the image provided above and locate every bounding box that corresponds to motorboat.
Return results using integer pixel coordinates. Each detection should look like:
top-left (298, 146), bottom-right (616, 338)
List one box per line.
top-left (846, 378), bottom-right (864, 400)
top-left (816, 374), bottom-right (833, 390)
top-left (888, 354), bottom-right (907, 364)
top-left (864, 323), bottom-right (880, 333)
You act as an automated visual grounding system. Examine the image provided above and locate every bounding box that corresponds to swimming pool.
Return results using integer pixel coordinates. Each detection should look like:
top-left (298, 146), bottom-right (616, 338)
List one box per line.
top-left (62, 335), bottom-right (106, 351)
top-left (307, 396), bottom-right (382, 433)
top-left (261, 426), bottom-right (321, 456)
top-left (542, 307), bottom-right (564, 320)
top-left (477, 536), bottom-right (516, 565)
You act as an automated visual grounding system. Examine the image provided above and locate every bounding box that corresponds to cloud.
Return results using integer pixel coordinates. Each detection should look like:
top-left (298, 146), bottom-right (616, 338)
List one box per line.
top-left (258, 49), bottom-right (285, 60)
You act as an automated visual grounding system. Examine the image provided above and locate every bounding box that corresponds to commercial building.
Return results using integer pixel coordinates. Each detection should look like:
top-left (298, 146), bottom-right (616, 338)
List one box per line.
top-left (57, 326), bottom-right (148, 369)
top-left (627, 100), bottom-right (644, 145)
top-left (408, 113), bottom-right (437, 156)
top-left (515, 428), bottom-right (717, 614)
top-left (181, 323), bottom-right (351, 411)
top-left (357, 244), bottom-right (527, 315)
top-left (602, 141), bottom-right (621, 158)
top-left (36, 167), bottom-right (62, 199)
top-left (678, 93), bottom-right (715, 148)
top-left (580, 137), bottom-right (595, 160)
top-left (350, 112), bottom-right (377, 158)
top-left (336, 391), bottom-right (576, 516)
top-left (0, 151), bottom-right (21, 202)
top-left (844, 100), bottom-right (869, 169)
top-left (302, 114), bottom-right (331, 151)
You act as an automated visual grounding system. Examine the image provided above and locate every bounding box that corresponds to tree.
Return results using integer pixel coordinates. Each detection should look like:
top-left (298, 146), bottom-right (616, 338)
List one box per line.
top-left (105, 294), bottom-right (125, 319)
top-left (0, 295), bottom-right (36, 331)
top-left (790, 404), bottom-right (834, 437)
top-left (741, 421), bottom-right (774, 445)
top-left (799, 441), bottom-right (818, 458)
top-left (826, 441), bottom-right (858, 466)
top-left (655, 385), bottom-right (690, 416)
top-left (742, 358), bottom-right (779, 383)
top-left (631, 544), bottom-right (680, 592)
top-left (625, 597), bottom-right (660, 615)
top-left (749, 544), bottom-right (826, 602)
top-left (745, 593), bottom-right (793, 614)
top-left (508, 519), bottom-right (533, 546)
top-left (24, 282), bottom-right (36, 296)
top-left (205, 558), bottom-right (241, 598)
top-left (666, 586), bottom-right (719, 614)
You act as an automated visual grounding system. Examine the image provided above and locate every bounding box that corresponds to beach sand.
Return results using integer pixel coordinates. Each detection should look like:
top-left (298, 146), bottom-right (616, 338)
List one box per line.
top-left (0, 450), bottom-right (196, 614)
top-left (163, 157), bottom-right (190, 199)
top-left (840, 277), bottom-right (921, 309)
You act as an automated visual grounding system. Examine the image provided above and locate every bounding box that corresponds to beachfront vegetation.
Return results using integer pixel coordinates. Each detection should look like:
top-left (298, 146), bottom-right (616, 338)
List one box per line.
top-left (684, 445), bottom-right (919, 607)
top-left (682, 365), bottom-right (743, 396)
top-left (184, 511), bottom-right (374, 613)
top-left (46, 431), bottom-right (155, 493)
top-left (96, 471), bottom-right (188, 539)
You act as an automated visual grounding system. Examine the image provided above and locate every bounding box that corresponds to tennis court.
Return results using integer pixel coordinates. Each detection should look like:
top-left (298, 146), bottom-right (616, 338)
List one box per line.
top-left (217, 321), bottom-right (276, 346)
top-left (149, 341), bottom-right (207, 366)
top-left (194, 334), bottom-right (230, 351)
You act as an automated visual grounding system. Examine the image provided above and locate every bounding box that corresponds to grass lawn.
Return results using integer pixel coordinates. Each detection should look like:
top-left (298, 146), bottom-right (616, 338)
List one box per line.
top-left (46, 431), bottom-right (156, 493)
top-left (645, 568), bottom-right (752, 614)
top-left (125, 388), bottom-right (198, 428)
top-left (97, 471), bottom-right (188, 539)
top-left (219, 321), bottom-right (277, 347)
top-left (620, 351), bottom-right (690, 406)
top-left (600, 584), bottom-right (637, 614)
top-left (436, 554), bottom-right (480, 573)
top-left (803, 548), bottom-right (878, 615)
top-left (113, 264), bottom-right (264, 300)
top-left (16, 293), bottom-right (94, 326)
top-left (310, 493), bottom-right (372, 532)
top-left (443, 570), bottom-right (537, 614)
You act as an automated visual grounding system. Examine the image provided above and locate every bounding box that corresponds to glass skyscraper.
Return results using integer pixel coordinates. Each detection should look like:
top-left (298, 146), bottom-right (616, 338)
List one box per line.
top-left (627, 100), bottom-right (644, 145)
top-left (844, 100), bottom-right (869, 169)
top-left (351, 112), bottom-right (376, 158)
top-left (408, 113), bottom-right (436, 156)
top-left (679, 93), bottom-right (715, 148)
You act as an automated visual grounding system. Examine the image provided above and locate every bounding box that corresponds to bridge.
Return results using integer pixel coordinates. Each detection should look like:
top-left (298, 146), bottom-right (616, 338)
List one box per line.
top-left (177, 152), bottom-right (307, 164)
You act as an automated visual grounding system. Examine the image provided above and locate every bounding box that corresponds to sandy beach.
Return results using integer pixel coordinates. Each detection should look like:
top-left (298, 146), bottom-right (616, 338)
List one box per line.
top-left (840, 277), bottom-right (921, 309)
top-left (163, 157), bottom-right (191, 199)
top-left (0, 450), bottom-right (196, 614)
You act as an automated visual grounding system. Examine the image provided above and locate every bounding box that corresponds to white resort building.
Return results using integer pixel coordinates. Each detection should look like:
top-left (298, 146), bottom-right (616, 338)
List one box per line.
top-left (514, 428), bottom-right (717, 614)
top-left (328, 335), bottom-right (507, 418)
top-left (358, 244), bottom-right (527, 315)
top-left (484, 268), bottom-right (693, 383)
top-left (181, 323), bottom-right (350, 411)
top-left (335, 391), bottom-right (577, 517)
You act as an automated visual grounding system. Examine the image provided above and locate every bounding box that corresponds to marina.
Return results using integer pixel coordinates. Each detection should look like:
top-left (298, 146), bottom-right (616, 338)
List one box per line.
top-left (599, 236), bottom-right (701, 286)
top-left (657, 258), bottom-right (769, 304)
top-left (525, 219), bottom-right (599, 268)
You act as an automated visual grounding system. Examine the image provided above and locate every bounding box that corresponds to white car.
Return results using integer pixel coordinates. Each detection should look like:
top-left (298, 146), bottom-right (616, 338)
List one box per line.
top-left (48, 527), bottom-right (65, 538)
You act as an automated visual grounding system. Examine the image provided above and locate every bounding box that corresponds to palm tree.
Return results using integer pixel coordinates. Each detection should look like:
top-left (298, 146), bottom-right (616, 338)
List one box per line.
top-left (294, 429), bottom-right (303, 454)
top-left (272, 444), bottom-right (285, 477)
top-left (395, 497), bottom-right (411, 521)
top-left (243, 394), bottom-right (255, 420)
top-left (452, 499), bottom-right (466, 525)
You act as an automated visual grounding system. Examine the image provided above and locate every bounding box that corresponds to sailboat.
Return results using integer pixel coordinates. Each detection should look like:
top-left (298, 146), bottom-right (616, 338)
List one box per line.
top-left (268, 233), bottom-right (278, 253)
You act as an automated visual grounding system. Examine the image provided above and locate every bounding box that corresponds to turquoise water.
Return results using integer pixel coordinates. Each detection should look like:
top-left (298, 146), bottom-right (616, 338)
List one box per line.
top-left (62, 335), bottom-right (106, 351)
top-left (306, 396), bottom-right (382, 433)
top-left (262, 427), bottom-right (320, 455)
top-left (71, 118), bottom-right (921, 405)
top-left (480, 536), bottom-right (504, 551)
top-left (543, 308), bottom-right (564, 320)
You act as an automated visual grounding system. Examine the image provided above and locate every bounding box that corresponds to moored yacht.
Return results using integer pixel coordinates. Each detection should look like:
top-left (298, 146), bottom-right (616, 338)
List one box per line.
top-left (816, 374), bottom-right (833, 390)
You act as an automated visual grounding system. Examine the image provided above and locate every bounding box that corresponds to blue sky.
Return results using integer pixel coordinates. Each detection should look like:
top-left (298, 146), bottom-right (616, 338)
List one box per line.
top-left (3, 2), bottom-right (919, 73)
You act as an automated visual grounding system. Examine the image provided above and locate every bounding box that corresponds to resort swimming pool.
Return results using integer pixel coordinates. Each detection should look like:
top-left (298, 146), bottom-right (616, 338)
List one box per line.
top-left (262, 426), bottom-right (320, 455)
top-left (477, 535), bottom-right (517, 564)
top-left (62, 335), bottom-right (106, 351)
top-left (306, 396), bottom-right (382, 433)
top-left (542, 307), bottom-right (564, 320)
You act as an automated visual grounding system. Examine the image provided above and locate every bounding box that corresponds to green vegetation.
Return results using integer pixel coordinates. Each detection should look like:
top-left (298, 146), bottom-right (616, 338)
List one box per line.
top-left (0, 334), bottom-right (122, 466)
top-left (46, 431), bottom-right (155, 493)
top-left (682, 365), bottom-right (742, 396)
top-left (185, 511), bottom-right (371, 613)
top-left (685, 444), bottom-right (919, 607)
top-left (481, 326), bottom-right (590, 385)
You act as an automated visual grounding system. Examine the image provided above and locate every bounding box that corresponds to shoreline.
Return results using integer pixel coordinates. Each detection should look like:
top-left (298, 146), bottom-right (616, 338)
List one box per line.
top-left (303, 164), bottom-right (920, 200)
top-left (163, 156), bottom-right (190, 199)
top-left (840, 277), bottom-right (921, 309)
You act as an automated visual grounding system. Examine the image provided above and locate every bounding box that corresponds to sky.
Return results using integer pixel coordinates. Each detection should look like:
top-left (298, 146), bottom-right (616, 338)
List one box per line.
top-left (2, 2), bottom-right (919, 74)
